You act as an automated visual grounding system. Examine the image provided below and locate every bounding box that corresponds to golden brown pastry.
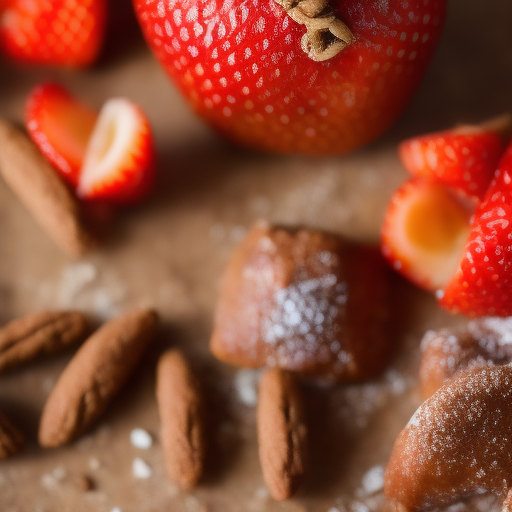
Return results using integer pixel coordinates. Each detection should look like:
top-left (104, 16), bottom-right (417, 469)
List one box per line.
top-left (385, 365), bottom-right (512, 511)
top-left (210, 222), bottom-right (393, 382)
top-left (420, 317), bottom-right (512, 398)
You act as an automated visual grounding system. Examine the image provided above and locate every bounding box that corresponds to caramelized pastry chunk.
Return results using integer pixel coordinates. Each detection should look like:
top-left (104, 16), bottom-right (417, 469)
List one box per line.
top-left (420, 317), bottom-right (512, 398)
top-left (385, 365), bottom-right (512, 511)
top-left (210, 222), bottom-right (392, 382)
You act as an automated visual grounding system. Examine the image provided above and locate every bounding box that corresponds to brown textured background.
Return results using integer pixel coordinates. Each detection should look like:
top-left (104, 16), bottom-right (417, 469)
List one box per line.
top-left (0, 1), bottom-right (511, 510)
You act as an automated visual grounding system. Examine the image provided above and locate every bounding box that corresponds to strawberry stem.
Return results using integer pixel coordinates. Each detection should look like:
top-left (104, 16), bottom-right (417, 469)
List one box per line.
top-left (274, 0), bottom-right (354, 61)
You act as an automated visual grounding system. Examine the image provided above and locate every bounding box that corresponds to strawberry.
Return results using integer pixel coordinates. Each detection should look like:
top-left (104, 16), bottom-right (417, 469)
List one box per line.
top-left (439, 141), bottom-right (512, 317)
top-left (133, 0), bottom-right (446, 155)
top-left (0, 0), bottom-right (106, 68)
top-left (77, 98), bottom-right (156, 205)
top-left (26, 83), bottom-right (98, 187)
top-left (400, 115), bottom-right (512, 201)
top-left (381, 179), bottom-right (472, 292)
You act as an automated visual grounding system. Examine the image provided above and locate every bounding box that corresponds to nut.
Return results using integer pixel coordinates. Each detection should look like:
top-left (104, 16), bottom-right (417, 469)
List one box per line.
top-left (156, 349), bottom-right (205, 491)
top-left (0, 311), bottom-right (88, 374)
top-left (257, 368), bottom-right (307, 500)
top-left (38, 308), bottom-right (158, 447)
top-left (0, 410), bottom-right (24, 459)
top-left (0, 118), bottom-right (96, 257)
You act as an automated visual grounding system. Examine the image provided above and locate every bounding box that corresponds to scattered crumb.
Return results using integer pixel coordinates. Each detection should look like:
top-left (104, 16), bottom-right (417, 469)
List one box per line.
top-left (89, 458), bottom-right (101, 471)
top-left (132, 458), bottom-right (152, 479)
top-left (130, 428), bottom-right (153, 449)
top-left (234, 369), bottom-right (261, 406)
top-left (52, 466), bottom-right (67, 481)
top-left (358, 466), bottom-right (384, 496)
top-left (57, 262), bottom-right (98, 305)
top-left (74, 475), bottom-right (94, 492)
top-left (254, 487), bottom-right (269, 499)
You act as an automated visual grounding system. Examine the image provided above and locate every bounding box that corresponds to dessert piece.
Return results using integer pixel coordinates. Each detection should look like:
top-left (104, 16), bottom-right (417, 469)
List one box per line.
top-left (257, 368), bottom-right (307, 501)
top-left (385, 365), bottom-right (512, 511)
top-left (210, 222), bottom-right (393, 382)
top-left (0, 410), bottom-right (24, 460)
top-left (400, 115), bottom-right (512, 201)
top-left (383, 133), bottom-right (512, 317)
top-left (156, 349), bottom-right (206, 491)
top-left (0, 311), bottom-right (89, 374)
top-left (0, 0), bottom-right (107, 68)
top-left (26, 83), bottom-right (98, 187)
top-left (0, 117), bottom-right (96, 257)
top-left (134, 0), bottom-right (446, 155)
top-left (420, 317), bottom-right (512, 398)
top-left (39, 308), bottom-right (158, 448)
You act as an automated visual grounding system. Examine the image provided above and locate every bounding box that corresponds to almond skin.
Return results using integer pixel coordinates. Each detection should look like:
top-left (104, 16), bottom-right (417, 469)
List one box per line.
top-left (38, 308), bottom-right (158, 448)
top-left (0, 410), bottom-right (24, 460)
top-left (0, 118), bottom-right (95, 257)
top-left (156, 349), bottom-right (205, 491)
top-left (257, 368), bottom-right (307, 500)
top-left (0, 311), bottom-right (88, 374)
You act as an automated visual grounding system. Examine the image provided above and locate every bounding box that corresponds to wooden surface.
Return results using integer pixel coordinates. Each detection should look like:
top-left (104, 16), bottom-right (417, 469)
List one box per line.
top-left (0, 1), bottom-right (511, 510)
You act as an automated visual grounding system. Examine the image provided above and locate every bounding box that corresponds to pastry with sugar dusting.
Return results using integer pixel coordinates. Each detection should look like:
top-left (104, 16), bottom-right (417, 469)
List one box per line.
top-left (420, 317), bottom-right (512, 398)
top-left (385, 365), bottom-right (512, 511)
top-left (210, 222), bottom-right (393, 382)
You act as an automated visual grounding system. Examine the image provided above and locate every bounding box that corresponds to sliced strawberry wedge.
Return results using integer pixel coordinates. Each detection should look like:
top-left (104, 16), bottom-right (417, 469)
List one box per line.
top-left (400, 115), bottom-right (512, 201)
top-left (0, 0), bottom-right (107, 68)
top-left (439, 141), bottom-right (512, 317)
top-left (77, 99), bottom-right (155, 205)
top-left (25, 83), bottom-right (98, 187)
top-left (381, 179), bottom-right (472, 292)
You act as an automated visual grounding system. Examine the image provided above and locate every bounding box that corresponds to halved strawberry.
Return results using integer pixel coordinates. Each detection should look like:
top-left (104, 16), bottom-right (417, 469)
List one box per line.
top-left (0, 0), bottom-right (107, 68)
top-left (439, 141), bottom-right (512, 317)
top-left (77, 99), bottom-right (155, 205)
top-left (26, 83), bottom-right (98, 187)
top-left (400, 115), bottom-right (512, 201)
top-left (381, 179), bottom-right (472, 292)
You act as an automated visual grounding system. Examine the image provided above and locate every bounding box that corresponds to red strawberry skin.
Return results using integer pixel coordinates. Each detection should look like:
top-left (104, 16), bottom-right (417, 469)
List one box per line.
top-left (0, 0), bottom-right (106, 68)
top-left (400, 119), bottom-right (511, 201)
top-left (440, 141), bottom-right (512, 317)
top-left (133, 0), bottom-right (446, 155)
top-left (25, 83), bottom-right (98, 187)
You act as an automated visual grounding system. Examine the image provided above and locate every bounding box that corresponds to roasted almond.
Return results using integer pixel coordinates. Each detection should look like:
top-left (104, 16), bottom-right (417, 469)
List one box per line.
top-left (257, 368), bottom-right (307, 501)
top-left (0, 311), bottom-right (88, 374)
top-left (156, 349), bottom-right (205, 491)
top-left (0, 118), bottom-right (96, 257)
top-left (0, 410), bottom-right (24, 460)
top-left (38, 308), bottom-right (158, 448)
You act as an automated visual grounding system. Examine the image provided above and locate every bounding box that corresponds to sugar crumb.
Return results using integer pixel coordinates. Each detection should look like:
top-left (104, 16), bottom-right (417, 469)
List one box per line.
top-left (130, 428), bottom-right (153, 450)
top-left (132, 458), bottom-right (152, 479)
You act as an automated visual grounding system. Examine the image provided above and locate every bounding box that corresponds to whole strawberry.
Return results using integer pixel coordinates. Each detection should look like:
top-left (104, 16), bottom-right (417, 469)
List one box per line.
top-left (0, 0), bottom-right (106, 68)
top-left (134, 0), bottom-right (446, 155)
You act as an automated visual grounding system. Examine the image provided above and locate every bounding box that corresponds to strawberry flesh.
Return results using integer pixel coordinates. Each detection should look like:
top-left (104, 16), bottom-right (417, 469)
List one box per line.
top-left (440, 141), bottom-right (512, 317)
top-left (26, 83), bottom-right (98, 187)
top-left (77, 98), bottom-right (155, 205)
top-left (400, 115), bottom-right (512, 201)
top-left (381, 179), bottom-right (472, 292)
